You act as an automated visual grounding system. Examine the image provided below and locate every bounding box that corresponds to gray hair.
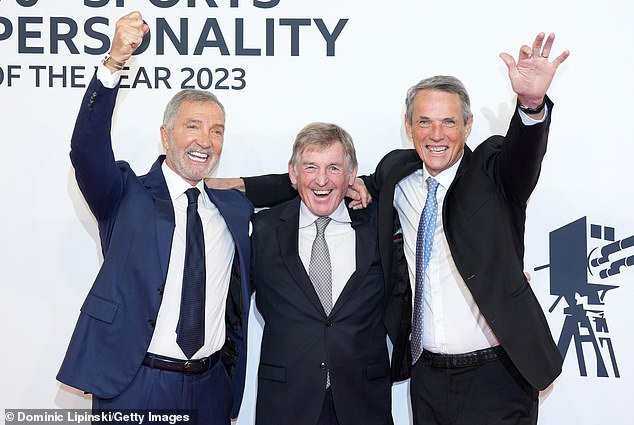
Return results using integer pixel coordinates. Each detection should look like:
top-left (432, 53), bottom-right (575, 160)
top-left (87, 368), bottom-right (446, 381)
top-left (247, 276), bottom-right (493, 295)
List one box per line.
top-left (405, 75), bottom-right (472, 125)
top-left (289, 122), bottom-right (357, 172)
top-left (162, 89), bottom-right (225, 129)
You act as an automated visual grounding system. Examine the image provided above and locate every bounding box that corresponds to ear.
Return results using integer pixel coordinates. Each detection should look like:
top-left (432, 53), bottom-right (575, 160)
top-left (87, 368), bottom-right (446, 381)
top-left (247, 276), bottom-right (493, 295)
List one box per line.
top-left (348, 164), bottom-right (359, 186)
top-left (288, 162), bottom-right (297, 186)
top-left (464, 115), bottom-right (474, 139)
top-left (160, 125), bottom-right (170, 151)
top-left (404, 114), bottom-right (413, 140)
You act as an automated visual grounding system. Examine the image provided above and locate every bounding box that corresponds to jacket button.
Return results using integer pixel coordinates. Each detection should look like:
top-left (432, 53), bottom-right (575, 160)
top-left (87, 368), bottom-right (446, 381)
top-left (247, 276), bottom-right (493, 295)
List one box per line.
top-left (319, 362), bottom-right (327, 369)
top-left (157, 287), bottom-right (164, 295)
top-left (147, 319), bottom-right (155, 328)
top-left (326, 320), bottom-right (333, 327)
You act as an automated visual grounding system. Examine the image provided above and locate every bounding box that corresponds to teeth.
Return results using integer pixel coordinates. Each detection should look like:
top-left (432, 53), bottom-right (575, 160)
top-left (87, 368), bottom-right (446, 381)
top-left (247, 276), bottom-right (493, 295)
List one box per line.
top-left (313, 190), bottom-right (331, 195)
top-left (427, 146), bottom-right (448, 153)
top-left (188, 151), bottom-right (208, 162)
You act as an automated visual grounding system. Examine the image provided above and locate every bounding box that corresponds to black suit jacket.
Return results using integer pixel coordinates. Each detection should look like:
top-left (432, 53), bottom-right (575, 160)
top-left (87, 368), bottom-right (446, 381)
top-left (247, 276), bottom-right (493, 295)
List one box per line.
top-left (363, 97), bottom-right (563, 389)
top-left (243, 99), bottom-right (563, 391)
top-left (250, 198), bottom-right (392, 425)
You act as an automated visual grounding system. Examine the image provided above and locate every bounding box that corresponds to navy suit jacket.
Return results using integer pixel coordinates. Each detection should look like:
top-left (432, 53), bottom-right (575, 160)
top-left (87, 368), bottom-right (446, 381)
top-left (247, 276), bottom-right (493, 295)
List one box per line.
top-left (251, 199), bottom-right (392, 425)
top-left (57, 74), bottom-right (253, 418)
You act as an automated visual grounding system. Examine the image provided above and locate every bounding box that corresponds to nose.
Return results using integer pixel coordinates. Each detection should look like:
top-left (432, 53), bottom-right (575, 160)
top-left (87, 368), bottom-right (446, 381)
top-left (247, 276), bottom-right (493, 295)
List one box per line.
top-left (314, 168), bottom-right (328, 185)
top-left (197, 131), bottom-right (214, 149)
top-left (429, 122), bottom-right (444, 141)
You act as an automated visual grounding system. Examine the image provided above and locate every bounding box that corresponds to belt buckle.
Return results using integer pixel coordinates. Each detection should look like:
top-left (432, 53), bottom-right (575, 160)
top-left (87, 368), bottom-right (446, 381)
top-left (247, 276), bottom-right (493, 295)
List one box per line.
top-left (184, 360), bottom-right (195, 375)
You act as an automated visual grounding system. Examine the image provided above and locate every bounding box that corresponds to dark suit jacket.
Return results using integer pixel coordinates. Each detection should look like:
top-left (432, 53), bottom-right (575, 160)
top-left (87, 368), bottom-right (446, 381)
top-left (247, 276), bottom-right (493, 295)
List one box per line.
top-left (57, 74), bottom-right (253, 418)
top-left (243, 99), bottom-right (563, 391)
top-left (363, 98), bottom-right (563, 390)
top-left (251, 198), bottom-right (392, 425)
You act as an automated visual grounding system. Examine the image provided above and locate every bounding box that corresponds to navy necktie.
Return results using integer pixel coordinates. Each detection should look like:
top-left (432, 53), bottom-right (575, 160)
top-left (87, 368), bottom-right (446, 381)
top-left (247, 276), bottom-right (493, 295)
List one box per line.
top-left (176, 187), bottom-right (206, 359)
top-left (411, 177), bottom-right (440, 364)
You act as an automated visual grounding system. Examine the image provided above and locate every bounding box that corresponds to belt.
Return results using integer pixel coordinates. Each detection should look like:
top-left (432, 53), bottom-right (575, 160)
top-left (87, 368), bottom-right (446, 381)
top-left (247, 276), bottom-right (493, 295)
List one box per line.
top-left (143, 352), bottom-right (220, 375)
top-left (421, 346), bottom-right (507, 368)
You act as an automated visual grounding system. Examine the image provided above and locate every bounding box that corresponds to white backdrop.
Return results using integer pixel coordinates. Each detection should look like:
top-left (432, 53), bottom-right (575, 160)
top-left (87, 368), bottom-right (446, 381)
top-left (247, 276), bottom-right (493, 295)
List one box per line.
top-left (1, 1), bottom-right (632, 424)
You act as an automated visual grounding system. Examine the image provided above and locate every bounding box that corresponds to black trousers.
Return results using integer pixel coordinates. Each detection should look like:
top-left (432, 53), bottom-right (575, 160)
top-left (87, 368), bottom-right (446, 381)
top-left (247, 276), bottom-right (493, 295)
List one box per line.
top-left (410, 356), bottom-right (538, 425)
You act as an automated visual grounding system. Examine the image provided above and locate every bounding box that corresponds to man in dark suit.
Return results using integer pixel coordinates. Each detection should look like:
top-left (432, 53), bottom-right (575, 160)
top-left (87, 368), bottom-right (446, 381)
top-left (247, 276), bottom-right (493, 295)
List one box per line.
top-left (230, 33), bottom-right (570, 425)
top-left (251, 123), bottom-right (392, 425)
top-left (57, 12), bottom-right (252, 424)
top-left (357, 33), bottom-right (570, 425)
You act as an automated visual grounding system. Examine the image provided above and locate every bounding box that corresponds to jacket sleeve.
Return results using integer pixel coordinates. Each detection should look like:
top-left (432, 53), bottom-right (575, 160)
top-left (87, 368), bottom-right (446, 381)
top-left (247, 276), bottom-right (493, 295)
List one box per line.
top-left (495, 96), bottom-right (553, 205)
top-left (361, 149), bottom-right (420, 200)
top-left (242, 173), bottom-right (296, 208)
top-left (69, 71), bottom-right (124, 221)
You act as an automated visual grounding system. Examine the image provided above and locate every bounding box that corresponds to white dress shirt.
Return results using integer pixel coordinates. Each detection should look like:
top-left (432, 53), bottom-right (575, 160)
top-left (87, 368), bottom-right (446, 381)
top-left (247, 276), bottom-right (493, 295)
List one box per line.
top-left (394, 108), bottom-right (545, 354)
top-left (146, 162), bottom-right (235, 360)
top-left (297, 201), bottom-right (356, 309)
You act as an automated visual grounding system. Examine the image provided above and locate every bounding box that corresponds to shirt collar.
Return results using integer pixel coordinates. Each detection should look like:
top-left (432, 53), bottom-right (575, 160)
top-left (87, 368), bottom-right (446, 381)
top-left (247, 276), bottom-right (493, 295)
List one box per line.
top-left (298, 199), bottom-right (351, 229)
top-left (161, 160), bottom-right (208, 205)
top-left (422, 149), bottom-right (463, 190)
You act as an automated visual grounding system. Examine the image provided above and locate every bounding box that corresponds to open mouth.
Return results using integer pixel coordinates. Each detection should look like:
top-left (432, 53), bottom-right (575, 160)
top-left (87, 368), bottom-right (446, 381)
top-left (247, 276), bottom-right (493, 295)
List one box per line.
top-left (426, 146), bottom-right (448, 153)
top-left (313, 189), bottom-right (332, 197)
top-left (187, 151), bottom-right (209, 162)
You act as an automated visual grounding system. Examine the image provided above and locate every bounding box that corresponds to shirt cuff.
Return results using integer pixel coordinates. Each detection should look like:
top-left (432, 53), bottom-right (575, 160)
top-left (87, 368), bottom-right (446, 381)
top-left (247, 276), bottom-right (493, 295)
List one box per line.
top-left (96, 62), bottom-right (123, 88)
top-left (518, 104), bottom-right (548, 125)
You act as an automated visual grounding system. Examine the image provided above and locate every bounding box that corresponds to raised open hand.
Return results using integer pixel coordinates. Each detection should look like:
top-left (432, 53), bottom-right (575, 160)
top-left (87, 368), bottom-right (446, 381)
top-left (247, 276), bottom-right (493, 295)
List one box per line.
top-left (499, 32), bottom-right (570, 109)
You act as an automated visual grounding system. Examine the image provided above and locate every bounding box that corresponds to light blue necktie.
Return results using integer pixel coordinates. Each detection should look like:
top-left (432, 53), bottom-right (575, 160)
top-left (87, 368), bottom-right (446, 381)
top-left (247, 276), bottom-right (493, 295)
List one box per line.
top-left (411, 177), bottom-right (440, 364)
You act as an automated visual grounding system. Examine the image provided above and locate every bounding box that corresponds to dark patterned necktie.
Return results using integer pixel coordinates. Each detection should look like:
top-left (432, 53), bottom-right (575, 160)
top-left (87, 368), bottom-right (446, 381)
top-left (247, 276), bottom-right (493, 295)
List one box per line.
top-left (176, 187), bottom-right (206, 359)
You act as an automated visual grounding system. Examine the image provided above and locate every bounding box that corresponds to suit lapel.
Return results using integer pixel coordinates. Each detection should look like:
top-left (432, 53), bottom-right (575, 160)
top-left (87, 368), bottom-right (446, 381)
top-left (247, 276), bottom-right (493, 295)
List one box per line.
top-left (142, 156), bottom-right (175, 283)
top-left (378, 158), bottom-right (424, 283)
top-left (277, 199), bottom-right (328, 317)
top-left (330, 204), bottom-right (375, 316)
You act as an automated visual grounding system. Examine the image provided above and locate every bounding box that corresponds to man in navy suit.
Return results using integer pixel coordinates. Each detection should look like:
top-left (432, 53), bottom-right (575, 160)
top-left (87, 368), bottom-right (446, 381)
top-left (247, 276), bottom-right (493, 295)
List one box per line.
top-left (57, 12), bottom-right (252, 424)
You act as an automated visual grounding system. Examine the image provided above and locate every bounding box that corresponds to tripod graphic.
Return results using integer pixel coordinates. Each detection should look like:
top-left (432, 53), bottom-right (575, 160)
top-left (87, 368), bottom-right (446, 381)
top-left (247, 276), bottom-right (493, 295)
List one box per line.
top-left (535, 217), bottom-right (623, 378)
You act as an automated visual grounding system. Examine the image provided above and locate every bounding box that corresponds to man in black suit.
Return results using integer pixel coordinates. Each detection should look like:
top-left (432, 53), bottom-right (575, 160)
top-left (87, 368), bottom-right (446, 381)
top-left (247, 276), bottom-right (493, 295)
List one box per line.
top-left (357, 32), bottom-right (570, 425)
top-left (250, 123), bottom-right (392, 425)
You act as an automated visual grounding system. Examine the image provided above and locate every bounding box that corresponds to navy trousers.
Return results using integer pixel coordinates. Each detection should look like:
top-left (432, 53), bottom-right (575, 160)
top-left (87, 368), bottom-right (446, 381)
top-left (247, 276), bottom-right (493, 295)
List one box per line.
top-left (93, 359), bottom-right (232, 425)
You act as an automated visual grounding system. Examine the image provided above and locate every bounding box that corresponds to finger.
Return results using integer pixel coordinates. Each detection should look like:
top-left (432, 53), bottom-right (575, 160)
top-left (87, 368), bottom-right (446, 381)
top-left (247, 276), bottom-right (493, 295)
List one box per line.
top-left (348, 199), bottom-right (362, 210)
top-left (531, 32), bottom-right (546, 57)
top-left (518, 45), bottom-right (532, 60)
top-left (540, 33), bottom-right (555, 59)
top-left (551, 49), bottom-right (570, 68)
top-left (499, 52), bottom-right (516, 70)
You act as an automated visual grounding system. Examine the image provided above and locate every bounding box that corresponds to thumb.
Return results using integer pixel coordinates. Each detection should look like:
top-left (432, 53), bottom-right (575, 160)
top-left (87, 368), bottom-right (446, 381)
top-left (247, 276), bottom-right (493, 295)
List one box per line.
top-left (499, 52), bottom-right (516, 71)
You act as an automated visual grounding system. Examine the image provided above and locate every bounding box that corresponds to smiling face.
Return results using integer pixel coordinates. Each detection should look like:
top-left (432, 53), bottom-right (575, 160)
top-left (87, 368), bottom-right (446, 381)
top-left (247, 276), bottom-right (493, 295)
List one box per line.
top-left (289, 141), bottom-right (358, 217)
top-left (160, 99), bottom-right (225, 185)
top-left (405, 89), bottom-right (473, 176)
